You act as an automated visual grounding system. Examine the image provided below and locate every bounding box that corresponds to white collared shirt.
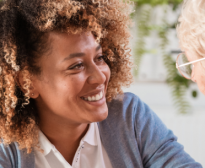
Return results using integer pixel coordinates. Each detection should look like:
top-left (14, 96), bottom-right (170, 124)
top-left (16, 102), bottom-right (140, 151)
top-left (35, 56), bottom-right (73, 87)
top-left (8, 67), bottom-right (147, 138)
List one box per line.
top-left (34, 123), bottom-right (113, 168)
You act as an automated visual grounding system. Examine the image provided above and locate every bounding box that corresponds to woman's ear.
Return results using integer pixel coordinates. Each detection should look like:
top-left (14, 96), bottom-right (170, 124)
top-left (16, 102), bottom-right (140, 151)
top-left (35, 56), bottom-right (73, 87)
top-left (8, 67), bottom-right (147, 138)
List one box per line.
top-left (17, 70), bottom-right (40, 99)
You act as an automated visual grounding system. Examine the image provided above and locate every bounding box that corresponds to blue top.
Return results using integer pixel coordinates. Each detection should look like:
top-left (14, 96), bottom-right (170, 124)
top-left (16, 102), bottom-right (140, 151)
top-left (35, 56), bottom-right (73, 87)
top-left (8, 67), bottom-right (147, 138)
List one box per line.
top-left (0, 92), bottom-right (202, 168)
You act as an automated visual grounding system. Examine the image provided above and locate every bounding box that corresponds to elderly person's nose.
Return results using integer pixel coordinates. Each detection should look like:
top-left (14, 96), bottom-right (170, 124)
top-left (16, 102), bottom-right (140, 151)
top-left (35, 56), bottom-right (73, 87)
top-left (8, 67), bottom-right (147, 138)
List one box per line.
top-left (87, 64), bottom-right (106, 85)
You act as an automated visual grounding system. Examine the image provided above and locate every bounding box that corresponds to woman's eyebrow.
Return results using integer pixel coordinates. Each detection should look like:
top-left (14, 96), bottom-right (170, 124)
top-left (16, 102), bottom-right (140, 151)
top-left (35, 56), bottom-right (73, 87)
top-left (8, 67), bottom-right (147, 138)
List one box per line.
top-left (62, 44), bottom-right (102, 62)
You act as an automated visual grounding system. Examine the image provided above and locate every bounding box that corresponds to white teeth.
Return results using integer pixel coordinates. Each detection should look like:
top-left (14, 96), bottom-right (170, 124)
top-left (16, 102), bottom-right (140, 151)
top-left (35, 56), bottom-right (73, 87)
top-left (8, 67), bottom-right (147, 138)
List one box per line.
top-left (83, 91), bottom-right (103, 102)
top-left (88, 97), bottom-right (92, 101)
top-left (96, 94), bottom-right (100, 100)
top-left (100, 91), bottom-right (103, 98)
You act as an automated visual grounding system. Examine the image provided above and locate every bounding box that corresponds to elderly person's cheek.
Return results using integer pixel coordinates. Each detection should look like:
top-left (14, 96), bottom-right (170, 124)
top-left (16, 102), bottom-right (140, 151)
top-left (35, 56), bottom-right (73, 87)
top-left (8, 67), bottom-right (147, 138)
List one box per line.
top-left (194, 64), bottom-right (205, 95)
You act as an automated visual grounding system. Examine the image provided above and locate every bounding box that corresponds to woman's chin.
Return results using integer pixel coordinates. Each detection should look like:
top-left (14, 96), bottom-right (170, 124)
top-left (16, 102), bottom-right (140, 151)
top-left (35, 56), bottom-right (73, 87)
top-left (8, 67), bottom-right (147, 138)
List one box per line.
top-left (81, 99), bottom-right (109, 122)
top-left (88, 109), bottom-right (108, 123)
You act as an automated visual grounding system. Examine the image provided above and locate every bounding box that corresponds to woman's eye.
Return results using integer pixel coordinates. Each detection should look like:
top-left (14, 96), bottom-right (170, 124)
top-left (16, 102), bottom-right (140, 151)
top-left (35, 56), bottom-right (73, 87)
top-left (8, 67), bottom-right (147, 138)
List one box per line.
top-left (68, 55), bottom-right (105, 71)
top-left (70, 63), bottom-right (84, 70)
top-left (97, 55), bottom-right (105, 62)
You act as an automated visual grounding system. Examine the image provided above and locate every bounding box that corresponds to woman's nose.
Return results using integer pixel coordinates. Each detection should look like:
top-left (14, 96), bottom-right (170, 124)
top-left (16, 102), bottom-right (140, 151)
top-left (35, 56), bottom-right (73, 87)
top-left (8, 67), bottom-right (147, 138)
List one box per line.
top-left (87, 64), bottom-right (106, 85)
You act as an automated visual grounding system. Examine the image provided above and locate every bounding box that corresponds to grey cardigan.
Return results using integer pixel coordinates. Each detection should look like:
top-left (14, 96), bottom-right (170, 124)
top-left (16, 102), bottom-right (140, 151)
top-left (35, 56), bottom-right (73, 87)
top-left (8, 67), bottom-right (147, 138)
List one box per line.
top-left (0, 92), bottom-right (202, 168)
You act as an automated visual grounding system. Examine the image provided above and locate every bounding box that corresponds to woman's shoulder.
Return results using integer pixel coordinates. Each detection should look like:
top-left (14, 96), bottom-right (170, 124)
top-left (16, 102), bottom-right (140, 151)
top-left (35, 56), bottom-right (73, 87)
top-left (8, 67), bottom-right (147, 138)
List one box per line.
top-left (105, 92), bottom-right (167, 134)
top-left (107, 92), bottom-right (140, 109)
top-left (102, 93), bottom-right (203, 168)
top-left (107, 92), bottom-right (149, 120)
top-left (0, 142), bottom-right (18, 167)
top-left (0, 142), bottom-right (35, 168)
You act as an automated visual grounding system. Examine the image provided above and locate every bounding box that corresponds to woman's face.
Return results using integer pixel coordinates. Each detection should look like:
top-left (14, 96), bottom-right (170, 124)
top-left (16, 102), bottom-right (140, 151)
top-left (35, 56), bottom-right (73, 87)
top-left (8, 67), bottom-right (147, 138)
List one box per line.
top-left (186, 50), bottom-right (205, 95)
top-left (32, 32), bottom-right (111, 125)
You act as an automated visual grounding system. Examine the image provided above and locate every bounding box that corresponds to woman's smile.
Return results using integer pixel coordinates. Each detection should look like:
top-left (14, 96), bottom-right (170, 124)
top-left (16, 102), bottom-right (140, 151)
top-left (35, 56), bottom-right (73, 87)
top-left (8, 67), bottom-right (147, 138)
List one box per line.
top-left (81, 90), bottom-right (106, 106)
top-left (82, 91), bottom-right (103, 101)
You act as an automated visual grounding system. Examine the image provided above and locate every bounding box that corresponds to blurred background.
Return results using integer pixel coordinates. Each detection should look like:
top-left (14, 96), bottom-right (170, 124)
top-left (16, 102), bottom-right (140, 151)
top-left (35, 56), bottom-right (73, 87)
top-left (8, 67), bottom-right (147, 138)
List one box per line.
top-left (123, 0), bottom-right (205, 166)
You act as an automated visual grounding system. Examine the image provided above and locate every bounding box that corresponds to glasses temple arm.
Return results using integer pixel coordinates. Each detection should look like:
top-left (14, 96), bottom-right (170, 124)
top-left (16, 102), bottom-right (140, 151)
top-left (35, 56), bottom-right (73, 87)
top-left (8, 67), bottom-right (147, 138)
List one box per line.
top-left (177, 57), bottom-right (205, 67)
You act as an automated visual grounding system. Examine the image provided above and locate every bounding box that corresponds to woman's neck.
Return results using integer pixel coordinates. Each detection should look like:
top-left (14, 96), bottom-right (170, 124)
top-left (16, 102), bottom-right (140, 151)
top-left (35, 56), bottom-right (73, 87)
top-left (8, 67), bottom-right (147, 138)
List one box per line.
top-left (38, 115), bottom-right (89, 165)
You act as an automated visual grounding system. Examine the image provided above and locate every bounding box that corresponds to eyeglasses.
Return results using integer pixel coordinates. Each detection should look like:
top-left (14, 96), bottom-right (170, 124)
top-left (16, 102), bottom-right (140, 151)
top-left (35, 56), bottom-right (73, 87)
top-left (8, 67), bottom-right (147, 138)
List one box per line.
top-left (176, 53), bottom-right (205, 79)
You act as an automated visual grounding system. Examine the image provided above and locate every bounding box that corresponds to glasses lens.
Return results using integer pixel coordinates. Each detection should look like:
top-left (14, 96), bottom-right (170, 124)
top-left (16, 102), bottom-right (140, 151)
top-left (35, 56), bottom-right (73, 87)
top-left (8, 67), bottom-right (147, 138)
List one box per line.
top-left (177, 53), bottom-right (193, 79)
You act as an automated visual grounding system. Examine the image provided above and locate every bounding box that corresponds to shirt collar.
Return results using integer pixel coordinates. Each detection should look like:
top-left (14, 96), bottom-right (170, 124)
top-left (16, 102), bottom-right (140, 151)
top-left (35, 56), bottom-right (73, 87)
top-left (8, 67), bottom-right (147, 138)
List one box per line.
top-left (38, 130), bottom-right (54, 156)
top-left (82, 122), bottom-right (98, 146)
top-left (38, 122), bottom-right (98, 156)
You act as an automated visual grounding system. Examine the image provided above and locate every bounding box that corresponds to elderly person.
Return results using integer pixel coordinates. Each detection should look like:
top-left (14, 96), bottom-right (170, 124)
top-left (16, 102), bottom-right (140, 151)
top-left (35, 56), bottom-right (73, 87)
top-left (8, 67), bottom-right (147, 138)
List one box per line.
top-left (0, 0), bottom-right (202, 167)
top-left (176, 0), bottom-right (205, 94)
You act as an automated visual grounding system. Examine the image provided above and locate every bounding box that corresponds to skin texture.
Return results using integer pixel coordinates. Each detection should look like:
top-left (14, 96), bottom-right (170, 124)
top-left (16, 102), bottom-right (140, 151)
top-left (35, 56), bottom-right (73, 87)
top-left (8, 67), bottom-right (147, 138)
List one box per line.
top-left (186, 50), bottom-right (205, 95)
top-left (29, 31), bottom-right (111, 164)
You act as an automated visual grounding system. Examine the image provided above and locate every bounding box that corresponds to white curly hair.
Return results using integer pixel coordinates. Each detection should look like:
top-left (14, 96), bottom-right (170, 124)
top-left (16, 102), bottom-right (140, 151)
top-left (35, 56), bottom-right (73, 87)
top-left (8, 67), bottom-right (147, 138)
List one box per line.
top-left (177, 0), bottom-right (205, 59)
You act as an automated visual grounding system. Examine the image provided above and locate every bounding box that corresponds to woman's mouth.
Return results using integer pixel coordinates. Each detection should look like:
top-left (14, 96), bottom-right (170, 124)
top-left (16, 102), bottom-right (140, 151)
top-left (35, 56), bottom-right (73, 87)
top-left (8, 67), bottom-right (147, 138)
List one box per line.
top-left (81, 91), bottom-right (103, 102)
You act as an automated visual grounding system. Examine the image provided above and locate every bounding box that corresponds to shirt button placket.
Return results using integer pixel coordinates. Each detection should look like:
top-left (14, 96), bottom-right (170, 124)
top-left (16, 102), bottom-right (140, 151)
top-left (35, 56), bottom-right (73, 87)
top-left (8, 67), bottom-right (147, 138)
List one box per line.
top-left (73, 142), bottom-right (84, 168)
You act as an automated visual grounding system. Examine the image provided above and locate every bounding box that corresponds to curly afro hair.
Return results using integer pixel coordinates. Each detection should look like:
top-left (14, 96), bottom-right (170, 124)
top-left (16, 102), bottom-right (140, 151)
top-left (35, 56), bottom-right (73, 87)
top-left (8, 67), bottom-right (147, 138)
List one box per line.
top-left (0, 0), bottom-right (133, 152)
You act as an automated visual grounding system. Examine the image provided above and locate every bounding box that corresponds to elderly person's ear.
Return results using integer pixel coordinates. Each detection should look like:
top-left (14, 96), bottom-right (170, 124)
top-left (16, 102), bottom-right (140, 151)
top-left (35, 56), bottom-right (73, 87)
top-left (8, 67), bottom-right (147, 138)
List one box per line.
top-left (16, 70), bottom-right (39, 99)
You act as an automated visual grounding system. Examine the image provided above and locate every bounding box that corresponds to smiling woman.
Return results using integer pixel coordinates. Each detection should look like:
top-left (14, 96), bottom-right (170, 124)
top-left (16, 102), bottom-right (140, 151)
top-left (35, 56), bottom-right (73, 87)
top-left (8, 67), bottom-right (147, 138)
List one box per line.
top-left (0, 0), bottom-right (202, 168)
top-left (0, 0), bottom-right (132, 150)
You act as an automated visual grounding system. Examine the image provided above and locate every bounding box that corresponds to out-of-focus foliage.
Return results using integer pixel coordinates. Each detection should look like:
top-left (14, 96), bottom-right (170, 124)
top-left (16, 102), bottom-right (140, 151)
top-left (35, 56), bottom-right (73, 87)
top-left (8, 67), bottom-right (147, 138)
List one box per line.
top-left (192, 90), bottom-right (197, 98)
top-left (133, 6), bottom-right (151, 76)
top-left (158, 19), bottom-right (191, 113)
top-left (130, 0), bottom-right (195, 113)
